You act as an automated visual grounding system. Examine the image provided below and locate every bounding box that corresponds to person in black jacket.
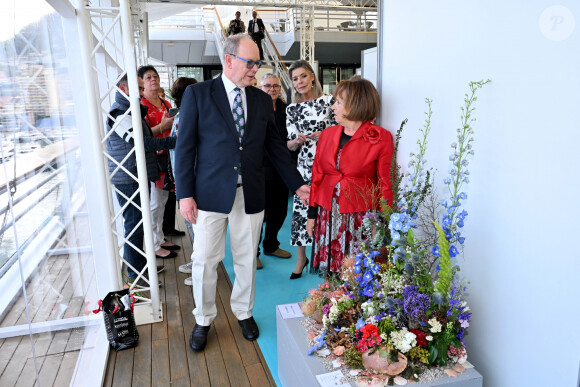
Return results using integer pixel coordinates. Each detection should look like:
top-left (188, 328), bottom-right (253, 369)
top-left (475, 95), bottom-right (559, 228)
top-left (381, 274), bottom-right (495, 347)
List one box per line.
top-left (257, 73), bottom-right (293, 264)
top-left (248, 11), bottom-right (266, 60)
top-left (106, 74), bottom-right (176, 286)
top-left (228, 11), bottom-right (246, 36)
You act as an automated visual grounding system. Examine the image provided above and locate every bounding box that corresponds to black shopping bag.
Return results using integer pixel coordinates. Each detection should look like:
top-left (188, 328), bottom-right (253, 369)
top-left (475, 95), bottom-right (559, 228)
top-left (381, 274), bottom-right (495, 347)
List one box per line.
top-left (97, 289), bottom-right (139, 351)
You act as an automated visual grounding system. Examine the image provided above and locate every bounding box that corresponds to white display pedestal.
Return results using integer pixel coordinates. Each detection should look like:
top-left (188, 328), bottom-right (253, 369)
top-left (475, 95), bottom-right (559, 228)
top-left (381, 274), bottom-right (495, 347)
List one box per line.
top-left (276, 305), bottom-right (483, 387)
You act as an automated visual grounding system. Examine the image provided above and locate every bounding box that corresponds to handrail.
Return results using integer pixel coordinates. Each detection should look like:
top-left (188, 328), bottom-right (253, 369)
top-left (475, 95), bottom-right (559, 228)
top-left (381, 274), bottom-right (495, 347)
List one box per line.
top-left (0, 138), bottom-right (79, 194)
top-left (212, 7), bottom-right (228, 40)
top-left (210, 7), bottom-right (227, 69)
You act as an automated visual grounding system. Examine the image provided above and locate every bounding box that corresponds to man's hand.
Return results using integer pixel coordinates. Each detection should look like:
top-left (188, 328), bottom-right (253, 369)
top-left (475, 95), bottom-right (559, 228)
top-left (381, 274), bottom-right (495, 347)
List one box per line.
top-left (306, 218), bottom-right (315, 237)
top-left (295, 185), bottom-right (310, 206)
top-left (179, 198), bottom-right (198, 224)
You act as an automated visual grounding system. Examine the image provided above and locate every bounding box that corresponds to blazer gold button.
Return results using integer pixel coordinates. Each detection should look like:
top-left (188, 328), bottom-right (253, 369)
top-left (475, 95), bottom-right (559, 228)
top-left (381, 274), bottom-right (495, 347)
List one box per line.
top-left (239, 146), bottom-right (243, 150)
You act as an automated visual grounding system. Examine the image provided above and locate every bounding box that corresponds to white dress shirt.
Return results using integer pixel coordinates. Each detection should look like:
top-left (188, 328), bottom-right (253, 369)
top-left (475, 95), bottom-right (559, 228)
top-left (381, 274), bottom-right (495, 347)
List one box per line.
top-left (221, 73), bottom-right (246, 183)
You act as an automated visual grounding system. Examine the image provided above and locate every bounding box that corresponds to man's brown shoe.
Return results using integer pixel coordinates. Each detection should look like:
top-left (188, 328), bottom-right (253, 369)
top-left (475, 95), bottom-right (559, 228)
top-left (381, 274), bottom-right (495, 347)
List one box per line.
top-left (264, 248), bottom-right (292, 259)
top-left (256, 256), bottom-right (264, 270)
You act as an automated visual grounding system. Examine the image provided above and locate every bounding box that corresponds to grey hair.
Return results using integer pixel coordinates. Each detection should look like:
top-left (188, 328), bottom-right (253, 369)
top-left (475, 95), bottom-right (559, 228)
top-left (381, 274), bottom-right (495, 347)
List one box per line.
top-left (222, 34), bottom-right (254, 58)
top-left (117, 73), bottom-right (129, 87)
top-left (260, 73), bottom-right (279, 83)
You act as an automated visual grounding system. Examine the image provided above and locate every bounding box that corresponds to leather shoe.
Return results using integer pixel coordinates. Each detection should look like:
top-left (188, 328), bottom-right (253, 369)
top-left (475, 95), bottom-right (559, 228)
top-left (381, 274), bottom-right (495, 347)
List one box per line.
top-left (238, 317), bottom-right (259, 341)
top-left (264, 248), bottom-right (292, 259)
top-left (155, 250), bottom-right (177, 259)
top-left (161, 243), bottom-right (181, 251)
top-left (189, 324), bottom-right (211, 351)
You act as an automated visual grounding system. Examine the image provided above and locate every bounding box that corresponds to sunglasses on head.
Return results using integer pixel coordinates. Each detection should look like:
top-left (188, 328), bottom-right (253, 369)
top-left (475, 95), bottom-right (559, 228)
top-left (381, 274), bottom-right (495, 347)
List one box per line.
top-left (230, 54), bottom-right (263, 69)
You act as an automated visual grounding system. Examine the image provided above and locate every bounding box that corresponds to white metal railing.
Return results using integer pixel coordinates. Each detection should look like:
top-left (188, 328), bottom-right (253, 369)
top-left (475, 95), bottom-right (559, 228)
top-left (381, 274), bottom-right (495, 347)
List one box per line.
top-left (77, 0), bottom-right (162, 324)
top-left (205, 7), bottom-right (228, 68)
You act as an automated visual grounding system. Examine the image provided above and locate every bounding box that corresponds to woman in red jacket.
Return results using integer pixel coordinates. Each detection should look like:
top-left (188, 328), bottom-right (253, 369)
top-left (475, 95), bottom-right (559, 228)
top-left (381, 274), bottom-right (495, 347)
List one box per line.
top-left (305, 76), bottom-right (394, 275)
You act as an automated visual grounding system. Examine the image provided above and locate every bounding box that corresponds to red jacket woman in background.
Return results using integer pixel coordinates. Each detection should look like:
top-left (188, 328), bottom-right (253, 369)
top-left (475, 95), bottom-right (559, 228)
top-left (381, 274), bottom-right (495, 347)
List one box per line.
top-left (305, 76), bottom-right (394, 275)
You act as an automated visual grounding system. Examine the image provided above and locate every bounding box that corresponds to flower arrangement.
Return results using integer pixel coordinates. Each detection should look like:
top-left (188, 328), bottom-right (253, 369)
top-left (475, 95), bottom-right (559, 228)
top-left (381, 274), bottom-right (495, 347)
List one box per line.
top-left (301, 80), bottom-right (490, 385)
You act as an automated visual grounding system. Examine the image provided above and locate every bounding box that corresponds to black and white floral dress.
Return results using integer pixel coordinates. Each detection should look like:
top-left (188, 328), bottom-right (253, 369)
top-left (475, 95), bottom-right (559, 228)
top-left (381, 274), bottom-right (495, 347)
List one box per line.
top-left (286, 95), bottom-right (335, 246)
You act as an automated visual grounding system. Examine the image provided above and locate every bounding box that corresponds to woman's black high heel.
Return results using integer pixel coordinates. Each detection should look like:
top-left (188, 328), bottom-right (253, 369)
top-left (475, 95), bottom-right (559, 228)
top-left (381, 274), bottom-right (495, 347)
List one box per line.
top-left (290, 258), bottom-right (309, 280)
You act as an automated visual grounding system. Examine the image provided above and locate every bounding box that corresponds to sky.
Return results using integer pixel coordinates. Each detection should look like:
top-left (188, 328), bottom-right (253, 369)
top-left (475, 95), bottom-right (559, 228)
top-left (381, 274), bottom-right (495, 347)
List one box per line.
top-left (0, 0), bottom-right (55, 42)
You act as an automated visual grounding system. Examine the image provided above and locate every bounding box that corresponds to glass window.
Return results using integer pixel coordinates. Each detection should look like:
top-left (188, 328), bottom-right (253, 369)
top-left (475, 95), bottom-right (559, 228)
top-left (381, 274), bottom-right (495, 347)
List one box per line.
top-left (0, 6), bottom-right (97, 386)
top-left (321, 67), bottom-right (337, 94)
top-left (177, 66), bottom-right (204, 82)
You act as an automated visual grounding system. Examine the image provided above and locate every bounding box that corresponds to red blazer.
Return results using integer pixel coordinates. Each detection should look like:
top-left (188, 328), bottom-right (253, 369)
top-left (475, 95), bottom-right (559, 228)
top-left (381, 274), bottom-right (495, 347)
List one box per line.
top-left (310, 122), bottom-right (393, 213)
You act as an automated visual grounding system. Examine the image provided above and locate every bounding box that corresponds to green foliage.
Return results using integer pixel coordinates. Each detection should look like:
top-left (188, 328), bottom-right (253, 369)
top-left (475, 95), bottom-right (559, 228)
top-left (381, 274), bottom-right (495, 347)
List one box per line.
top-left (343, 347), bottom-right (363, 369)
top-left (387, 347), bottom-right (399, 363)
top-left (378, 316), bottom-right (395, 336)
top-left (389, 119), bottom-right (407, 213)
top-left (434, 223), bottom-right (453, 301)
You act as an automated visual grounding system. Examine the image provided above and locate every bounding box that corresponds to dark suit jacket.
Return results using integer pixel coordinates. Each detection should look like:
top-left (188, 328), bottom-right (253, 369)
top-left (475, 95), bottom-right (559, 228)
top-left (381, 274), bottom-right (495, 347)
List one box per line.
top-left (265, 98), bottom-right (288, 182)
top-left (248, 18), bottom-right (265, 39)
top-left (174, 75), bottom-right (304, 214)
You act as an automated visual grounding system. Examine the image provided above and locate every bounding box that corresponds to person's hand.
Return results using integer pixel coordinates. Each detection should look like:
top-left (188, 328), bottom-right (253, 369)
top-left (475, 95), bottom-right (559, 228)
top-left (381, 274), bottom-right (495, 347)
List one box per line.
top-left (159, 112), bottom-right (175, 132)
top-left (306, 218), bottom-right (315, 237)
top-left (306, 131), bottom-right (321, 141)
top-left (296, 185), bottom-right (310, 206)
top-left (288, 133), bottom-right (307, 151)
top-left (179, 198), bottom-right (198, 224)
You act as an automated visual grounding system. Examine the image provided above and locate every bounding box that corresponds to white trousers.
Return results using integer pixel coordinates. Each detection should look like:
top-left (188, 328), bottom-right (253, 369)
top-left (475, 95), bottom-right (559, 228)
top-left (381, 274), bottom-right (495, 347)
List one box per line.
top-left (191, 187), bottom-right (264, 326)
top-left (150, 183), bottom-right (169, 251)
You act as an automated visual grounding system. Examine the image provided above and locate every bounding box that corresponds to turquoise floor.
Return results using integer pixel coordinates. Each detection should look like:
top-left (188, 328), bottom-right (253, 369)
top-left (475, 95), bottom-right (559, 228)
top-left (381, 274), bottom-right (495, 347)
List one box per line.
top-left (222, 198), bottom-right (322, 386)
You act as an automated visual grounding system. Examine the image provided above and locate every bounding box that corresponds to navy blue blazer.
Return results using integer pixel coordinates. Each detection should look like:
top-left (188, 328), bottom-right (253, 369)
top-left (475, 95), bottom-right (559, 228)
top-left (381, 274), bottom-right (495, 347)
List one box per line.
top-left (174, 75), bottom-right (304, 214)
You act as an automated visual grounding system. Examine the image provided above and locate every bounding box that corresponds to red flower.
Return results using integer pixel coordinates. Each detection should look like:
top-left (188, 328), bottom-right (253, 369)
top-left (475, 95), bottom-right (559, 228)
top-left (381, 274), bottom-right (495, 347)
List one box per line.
top-left (357, 324), bottom-right (382, 352)
top-left (410, 329), bottom-right (427, 347)
top-left (363, 125), bottom-right (382, 145)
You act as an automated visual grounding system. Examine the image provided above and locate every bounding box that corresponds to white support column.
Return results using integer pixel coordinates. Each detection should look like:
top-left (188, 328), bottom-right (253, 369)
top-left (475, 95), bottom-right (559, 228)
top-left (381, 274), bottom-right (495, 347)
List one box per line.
top-left (74, 0), bottom-right (122, 292)
top-left (119, 0), bottom-right (162, 323)
top-left (299, 6), bottom-right (315, 65)
top-left (72, 0), bottom-right (162, 325)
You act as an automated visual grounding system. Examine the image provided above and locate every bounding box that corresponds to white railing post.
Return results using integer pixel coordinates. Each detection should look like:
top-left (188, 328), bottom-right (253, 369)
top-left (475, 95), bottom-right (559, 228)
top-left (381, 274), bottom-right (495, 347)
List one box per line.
top-left (119, 0), bottom-right (162, 322)
top-left (74, 0), bottom-right (163, 325)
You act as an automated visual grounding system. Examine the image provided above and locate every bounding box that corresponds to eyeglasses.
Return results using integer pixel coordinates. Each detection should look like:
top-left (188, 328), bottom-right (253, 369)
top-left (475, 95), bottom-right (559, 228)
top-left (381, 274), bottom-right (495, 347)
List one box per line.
top-left (262, 84), bottom-right (281, 90)
top-left (230, 54), bottom-right (263, 69)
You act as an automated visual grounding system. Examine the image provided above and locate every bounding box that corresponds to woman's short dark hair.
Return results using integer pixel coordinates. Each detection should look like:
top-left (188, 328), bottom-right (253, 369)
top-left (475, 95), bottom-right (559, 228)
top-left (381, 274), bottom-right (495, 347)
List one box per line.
top-left (333, 75), bottom-right (380, 122)
top-left (137, 65), bottom-right (159, 79)
top-left (171, 77), bottom-right (198, 108)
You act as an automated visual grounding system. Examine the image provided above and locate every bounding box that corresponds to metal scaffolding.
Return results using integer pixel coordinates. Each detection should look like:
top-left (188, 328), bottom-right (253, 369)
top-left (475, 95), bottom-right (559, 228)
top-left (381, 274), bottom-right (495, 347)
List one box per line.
top-left (74, 0), bottom-right (162, 324)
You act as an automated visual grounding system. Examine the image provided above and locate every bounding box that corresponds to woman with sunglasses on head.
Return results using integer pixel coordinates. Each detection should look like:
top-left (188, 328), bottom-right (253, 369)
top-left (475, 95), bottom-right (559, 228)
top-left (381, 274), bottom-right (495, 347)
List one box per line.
top-left (138, 65), bottom-right (180, 259)
top-left (286, 60), bottom-right (336, 279)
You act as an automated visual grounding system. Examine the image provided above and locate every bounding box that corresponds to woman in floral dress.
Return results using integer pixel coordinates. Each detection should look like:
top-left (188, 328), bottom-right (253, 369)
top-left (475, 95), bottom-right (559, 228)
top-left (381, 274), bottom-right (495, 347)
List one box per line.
top-left (286, 60), bottom-right (336, 279)
top-left (306, 76), bottom-right (394, 274)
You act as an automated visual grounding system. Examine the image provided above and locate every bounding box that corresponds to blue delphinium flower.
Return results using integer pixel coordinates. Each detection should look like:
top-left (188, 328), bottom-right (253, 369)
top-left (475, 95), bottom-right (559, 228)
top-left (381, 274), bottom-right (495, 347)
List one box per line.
top-left (355, 318), bottom-right (365, 330)
top-left (449, 245), bottom-right (459, 257)
top-left (432, 246), bottom-right (440, 257)
top-left (354, 251), bottom-right (381, 297)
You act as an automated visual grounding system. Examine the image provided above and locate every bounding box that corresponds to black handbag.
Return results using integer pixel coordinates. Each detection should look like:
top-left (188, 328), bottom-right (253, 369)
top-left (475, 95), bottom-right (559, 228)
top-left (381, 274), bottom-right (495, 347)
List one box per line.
top-left (98, 289), bottom-right (139, 351)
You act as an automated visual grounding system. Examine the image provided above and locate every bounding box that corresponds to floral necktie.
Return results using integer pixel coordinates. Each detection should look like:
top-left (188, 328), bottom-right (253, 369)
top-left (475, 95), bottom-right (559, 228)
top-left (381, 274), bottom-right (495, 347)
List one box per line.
top-left (232, 87), bottom-right (245, 142)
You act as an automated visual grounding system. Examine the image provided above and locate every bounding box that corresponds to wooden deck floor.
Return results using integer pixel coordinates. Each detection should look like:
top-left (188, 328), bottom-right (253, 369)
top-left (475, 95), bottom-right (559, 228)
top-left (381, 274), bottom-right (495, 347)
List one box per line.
top-left (0, 249), bottom-right (93, 386)
top-left (103, 217), bottom-right (276, 387)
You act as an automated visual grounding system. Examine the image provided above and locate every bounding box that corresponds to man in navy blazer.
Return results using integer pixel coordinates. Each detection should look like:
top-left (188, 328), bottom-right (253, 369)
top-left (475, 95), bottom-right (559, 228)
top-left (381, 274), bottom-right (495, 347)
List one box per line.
top-left (175, 34), bottom-right (309, 352)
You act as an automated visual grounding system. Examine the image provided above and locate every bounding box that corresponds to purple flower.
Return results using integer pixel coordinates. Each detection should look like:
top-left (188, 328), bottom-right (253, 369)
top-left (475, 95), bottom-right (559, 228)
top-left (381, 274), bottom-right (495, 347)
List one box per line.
top-left (403, 285), bottom-right (431, 321)
top-left (322, 303), bottom-right (331, 317)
